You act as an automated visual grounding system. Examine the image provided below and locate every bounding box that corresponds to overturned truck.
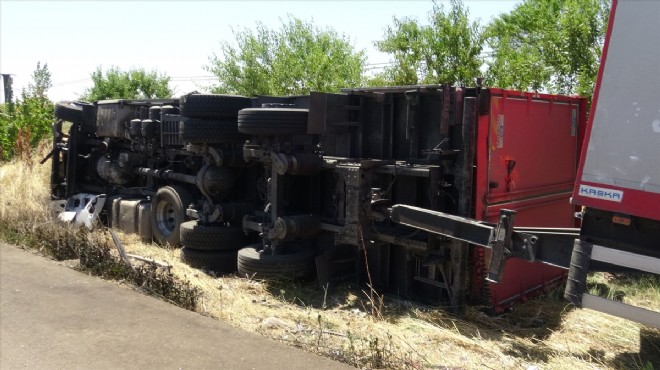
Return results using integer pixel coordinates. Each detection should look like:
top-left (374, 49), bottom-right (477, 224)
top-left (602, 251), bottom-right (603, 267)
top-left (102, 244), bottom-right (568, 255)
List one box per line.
top-left (50, 84), bottom-right (586, 313)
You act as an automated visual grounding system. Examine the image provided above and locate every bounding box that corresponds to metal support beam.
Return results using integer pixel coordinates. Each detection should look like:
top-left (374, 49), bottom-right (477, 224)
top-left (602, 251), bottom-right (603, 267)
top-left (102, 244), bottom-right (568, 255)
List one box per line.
top-left (389, 204), bottom-right (578, 270)
top-left (389, 204), bottom-right (659, 327)
top-left (591, 245), bottom-right (660, 274)
top-left (390, 205), bottom-right (494, 246)
top-left (564, 239), bottom-right (660, 328)
top-left (581, 294), bottom-right (659, 329)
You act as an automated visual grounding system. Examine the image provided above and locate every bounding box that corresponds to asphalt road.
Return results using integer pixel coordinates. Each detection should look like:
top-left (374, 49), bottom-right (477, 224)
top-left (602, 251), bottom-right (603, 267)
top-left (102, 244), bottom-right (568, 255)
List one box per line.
top-left (0, 243), bottom-right (354, 370)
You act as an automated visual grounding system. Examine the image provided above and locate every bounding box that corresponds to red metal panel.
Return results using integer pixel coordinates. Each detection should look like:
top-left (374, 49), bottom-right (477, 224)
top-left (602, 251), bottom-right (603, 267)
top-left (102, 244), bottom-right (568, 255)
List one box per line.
top-left (483, 194), bottom-right (575, 227)
top-left (574, 184), bottom-right (660, 221)
top-left (486, 93), bottom-right (581, 196)
top-left (488, 88), bottom-right (581, 104)
top-left (471, 89), bottom-right (587, 311)
top-left (488, 258), bottom-right (567, 311)
top-left (484, 197), bottom-right (572, 312)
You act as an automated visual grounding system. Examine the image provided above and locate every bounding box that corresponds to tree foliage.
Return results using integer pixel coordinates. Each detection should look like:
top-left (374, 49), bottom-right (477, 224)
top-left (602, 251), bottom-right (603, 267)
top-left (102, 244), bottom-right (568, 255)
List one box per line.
top-left (373, 0), bottom-right (483, 86)
top-left (484, 0), bottom-right (610, 96)
top-left (27, 62), bottom-right (52, 100)
top-left (80, 66), bottom-right (173, 101)
top-left (206, 16), bottom-right (366, 96)
top-left (0, 62), bottom-right (54, 161)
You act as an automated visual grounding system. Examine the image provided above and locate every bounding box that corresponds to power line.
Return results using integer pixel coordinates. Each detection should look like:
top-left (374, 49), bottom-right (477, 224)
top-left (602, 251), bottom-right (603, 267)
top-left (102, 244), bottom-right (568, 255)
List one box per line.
top-left (170, 75), bottom-right (217, 80)
top-left (51, 76), bottom-right (218, 87)
top-left (51, 54), bottom-right (498, 87)
top-left (51, 78), bottom-right (91, 88)
top-left (170, 76), bottom-right (219, 82)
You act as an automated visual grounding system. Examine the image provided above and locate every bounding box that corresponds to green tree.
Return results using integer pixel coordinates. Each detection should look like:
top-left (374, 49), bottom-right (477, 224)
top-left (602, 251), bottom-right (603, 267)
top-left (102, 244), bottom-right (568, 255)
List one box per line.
top-left (80, 66), bottom-right (173, 101)
top-left (0, 62), bottom-right (54, 160)
top-left (484, 0), bottom-right (610, 97)
top-left (206, 16), bottom-right (366, 96)
top-left (27, 61), bottom-right (52, 100)
top-left (373, 0), bottom-right (484, 86)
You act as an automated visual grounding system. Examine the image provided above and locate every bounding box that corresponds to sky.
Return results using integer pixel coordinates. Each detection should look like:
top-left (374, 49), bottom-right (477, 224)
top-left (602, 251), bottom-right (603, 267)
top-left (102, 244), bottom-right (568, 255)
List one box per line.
top-left (0, 0), bottom-right (520, 102)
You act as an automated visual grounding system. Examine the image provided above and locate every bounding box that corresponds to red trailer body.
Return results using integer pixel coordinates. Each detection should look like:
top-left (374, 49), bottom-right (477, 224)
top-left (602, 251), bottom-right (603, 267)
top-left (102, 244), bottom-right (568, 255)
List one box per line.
top-left (379, 0), bottom-right (658, 323)
top-left (474, 89), bottom-right (587, 310)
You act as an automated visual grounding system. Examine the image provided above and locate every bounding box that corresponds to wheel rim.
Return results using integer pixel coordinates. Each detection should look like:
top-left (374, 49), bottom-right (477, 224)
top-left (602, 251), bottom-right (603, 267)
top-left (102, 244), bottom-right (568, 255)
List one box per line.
top-left (155, 199), bottom-right (176, 236)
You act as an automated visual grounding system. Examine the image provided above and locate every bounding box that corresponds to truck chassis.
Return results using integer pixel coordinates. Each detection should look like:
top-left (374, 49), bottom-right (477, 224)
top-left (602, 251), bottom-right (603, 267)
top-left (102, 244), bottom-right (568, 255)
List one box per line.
top-left (49, 84), bottom-right (659, 326)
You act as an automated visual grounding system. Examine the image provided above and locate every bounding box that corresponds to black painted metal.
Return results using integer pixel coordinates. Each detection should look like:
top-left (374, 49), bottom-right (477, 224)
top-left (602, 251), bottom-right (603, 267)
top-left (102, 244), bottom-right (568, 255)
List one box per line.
top-left (65, 123), bottom-right (79, 198)
top-left (390, 205), bottom-right (494, 245)
top-left (390, 204), bottom-right (579, 271)
top-left (512, 228), bottom-right (577, 268)
top-left (487, 209), bottom-right (516, 283)
top-left (581, 208), bottom-right (660, 259)
top-left (49, 120), bottom-right (66, 200)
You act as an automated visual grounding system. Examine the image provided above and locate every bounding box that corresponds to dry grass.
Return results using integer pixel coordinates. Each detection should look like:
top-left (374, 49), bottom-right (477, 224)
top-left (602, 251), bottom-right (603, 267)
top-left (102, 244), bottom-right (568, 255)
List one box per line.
top-left (1, 142), bottom-right (658, 369)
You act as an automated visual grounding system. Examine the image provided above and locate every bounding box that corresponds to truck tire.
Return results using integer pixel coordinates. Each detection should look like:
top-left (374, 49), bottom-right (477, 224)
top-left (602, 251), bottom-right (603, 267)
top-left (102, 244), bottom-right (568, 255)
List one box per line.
top-left (54, 101), bottom-right (85, 124)
top-left (180, 247), bottom-right (237, 274)
top-left (151, 186), bottom-right (194, 247)
top-left (179, 119), bottom-right (245, 144)
top-left (237, 108), bottom-right (308, 136)
top-left (237, 244), bottom-right (315, 280)
top-left (180, 93), bottom-right (252, 119)
top-left (179, 221), bottom-right (245, 251)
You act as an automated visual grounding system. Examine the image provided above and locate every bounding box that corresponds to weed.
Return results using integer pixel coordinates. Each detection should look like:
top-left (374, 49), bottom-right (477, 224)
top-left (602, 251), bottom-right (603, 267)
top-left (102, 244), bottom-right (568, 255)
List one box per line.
top-left (359, 224), bottom-right (385, 320)
top-left (77, 230), bottom-right (201, 310)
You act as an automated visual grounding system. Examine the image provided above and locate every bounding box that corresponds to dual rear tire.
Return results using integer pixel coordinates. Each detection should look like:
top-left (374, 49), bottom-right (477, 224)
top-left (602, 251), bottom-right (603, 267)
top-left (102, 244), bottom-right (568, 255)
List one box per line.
top-left (178, 220), bottom-right (316, 279)
top-left (178, 220), bottom-right (246, 274)
top-left (237, 244), bottom-right (315, 280)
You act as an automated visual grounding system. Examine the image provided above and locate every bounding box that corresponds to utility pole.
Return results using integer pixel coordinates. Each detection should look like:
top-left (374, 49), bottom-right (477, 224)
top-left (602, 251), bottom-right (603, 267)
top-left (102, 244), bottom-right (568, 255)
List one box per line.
top-left (1, 73), bottom-right (14, 113)
top-left (2, 73), bottom-right (14, 103)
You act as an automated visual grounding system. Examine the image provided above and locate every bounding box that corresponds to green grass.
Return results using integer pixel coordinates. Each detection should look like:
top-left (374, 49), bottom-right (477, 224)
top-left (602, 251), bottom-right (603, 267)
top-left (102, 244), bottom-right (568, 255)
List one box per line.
top-left (588, 272), bottom-right (660, 311)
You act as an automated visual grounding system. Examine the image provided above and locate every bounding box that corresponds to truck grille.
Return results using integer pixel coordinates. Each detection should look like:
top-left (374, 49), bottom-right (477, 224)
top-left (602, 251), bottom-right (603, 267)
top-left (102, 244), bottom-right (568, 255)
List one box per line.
top-left (161, 114), bottom-right (183, 146)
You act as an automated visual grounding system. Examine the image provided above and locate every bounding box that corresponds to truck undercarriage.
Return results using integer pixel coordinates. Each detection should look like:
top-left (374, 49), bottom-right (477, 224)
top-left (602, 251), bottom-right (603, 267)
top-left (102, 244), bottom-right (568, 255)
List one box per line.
top-left (49, 82), bottom-right (659, 327)
top-left (49, 85), bottom-right (579, 313)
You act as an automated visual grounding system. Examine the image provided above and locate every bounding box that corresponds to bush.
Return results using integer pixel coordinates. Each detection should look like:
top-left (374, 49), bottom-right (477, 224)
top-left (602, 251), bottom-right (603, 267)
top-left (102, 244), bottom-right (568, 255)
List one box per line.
top-left (1, 62), bottom-right (56, 161)
top-left (0, 97), bottom-right (54, 161)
